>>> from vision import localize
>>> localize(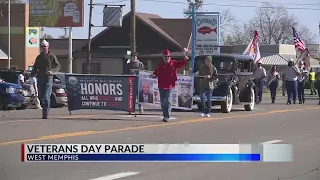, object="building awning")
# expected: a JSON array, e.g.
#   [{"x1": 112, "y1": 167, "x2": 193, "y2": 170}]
[
  {"x1": 261, "y1": 54, "x2": 288, "y2": 65},
  {"x1": 0, "y1": 48, "x2": 11, "y2": 60}
]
